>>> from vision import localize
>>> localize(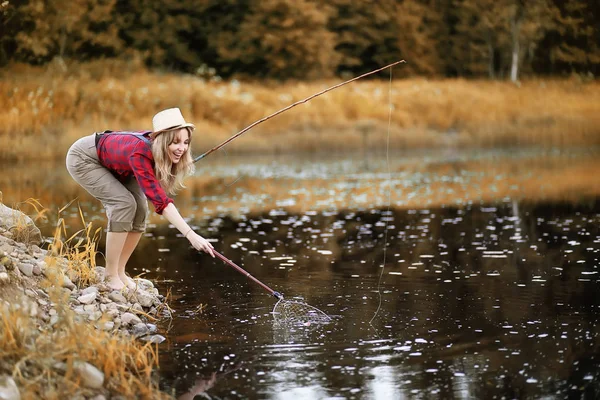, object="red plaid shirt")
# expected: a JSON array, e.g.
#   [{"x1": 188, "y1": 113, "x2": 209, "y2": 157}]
[{"x1": 96, "y1": 131, "x2": 174, "y2": 214}]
